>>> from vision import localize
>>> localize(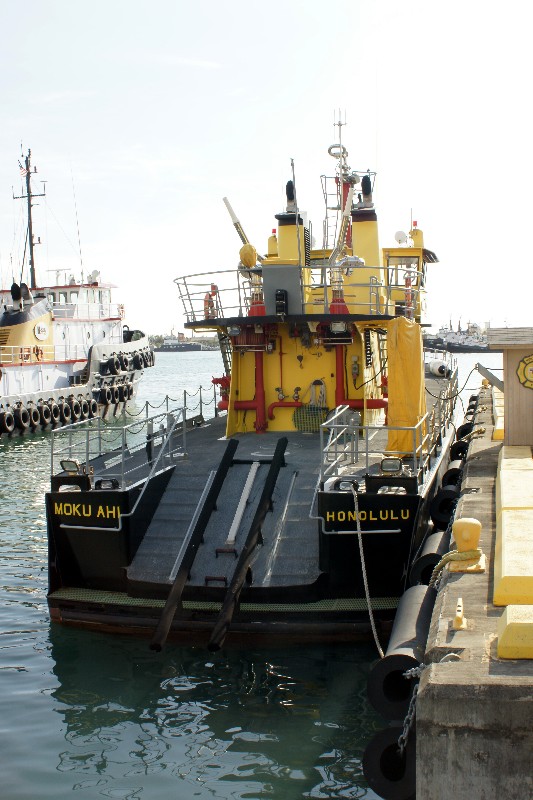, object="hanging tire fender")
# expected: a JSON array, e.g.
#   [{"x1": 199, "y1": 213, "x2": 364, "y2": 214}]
[
  {"x1": 14, "y1": 405, "x2": 30, "y2": 430},
  {"x1": 0, "y1": 410, "x2": 15, "y2": 434}
]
